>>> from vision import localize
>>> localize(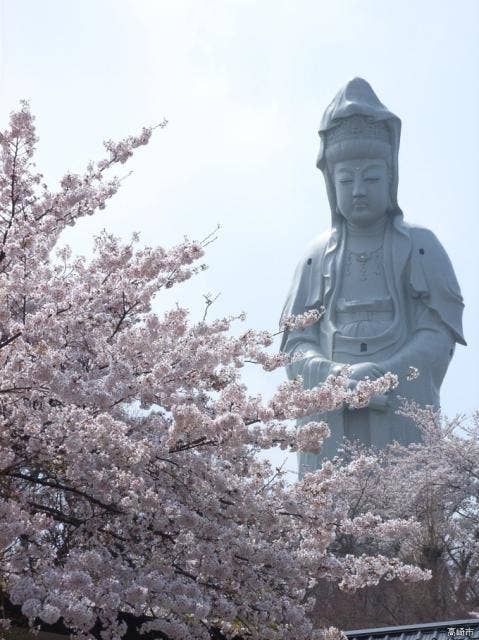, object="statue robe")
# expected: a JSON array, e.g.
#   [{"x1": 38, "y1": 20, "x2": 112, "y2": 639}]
[{"x1": 280, "y1": 215, "x2": 466, "y2": 476}]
